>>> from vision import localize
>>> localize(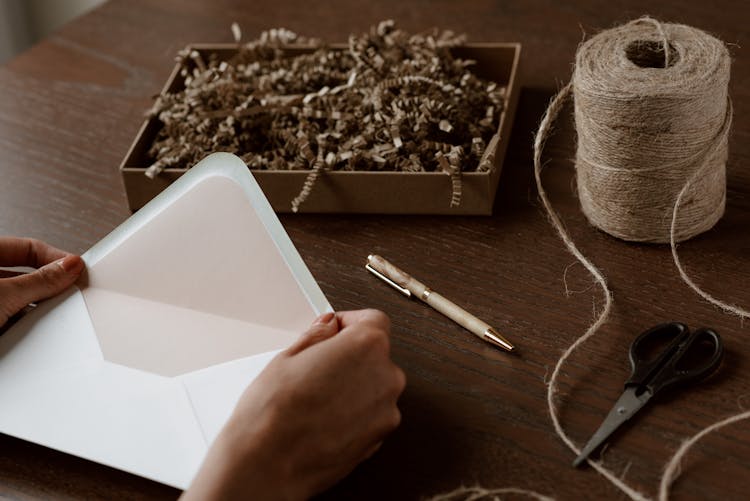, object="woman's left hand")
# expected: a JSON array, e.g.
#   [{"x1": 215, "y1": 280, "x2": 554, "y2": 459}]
[{"x1": 0, "y1": 237, "x2": 85, "y2": 327}]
